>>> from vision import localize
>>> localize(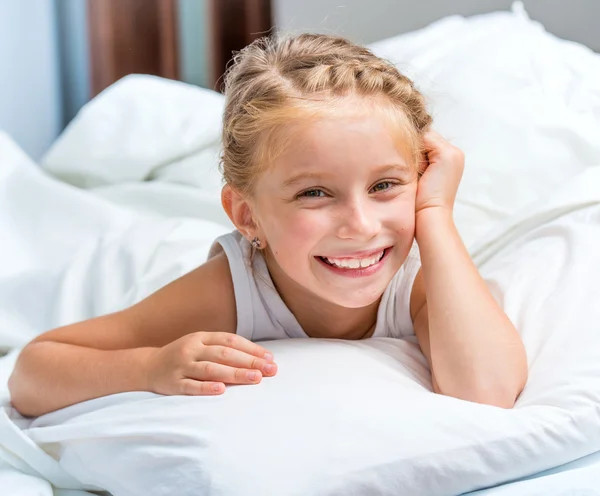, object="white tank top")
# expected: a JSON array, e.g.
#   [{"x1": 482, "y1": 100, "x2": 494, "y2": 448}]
[{"x1": 207, "y1": 231, "x2": 421, "y2": 342}]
